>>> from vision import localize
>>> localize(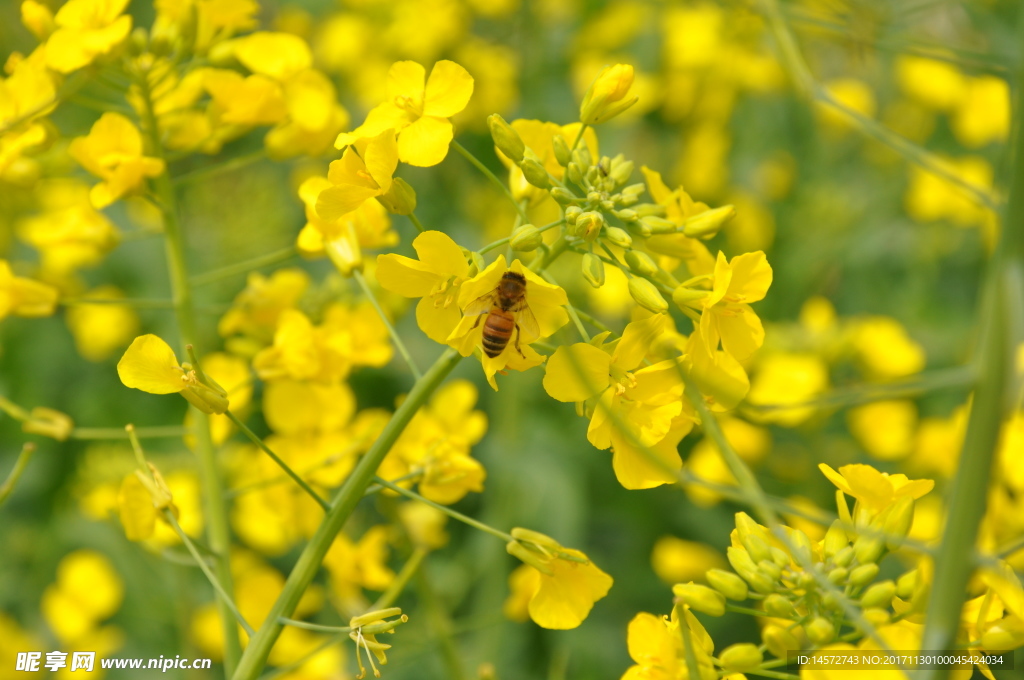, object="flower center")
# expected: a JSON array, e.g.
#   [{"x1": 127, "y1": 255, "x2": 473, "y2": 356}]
[{"x1": 393, "y1": 94, "x2": 422, "y2": 118}]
